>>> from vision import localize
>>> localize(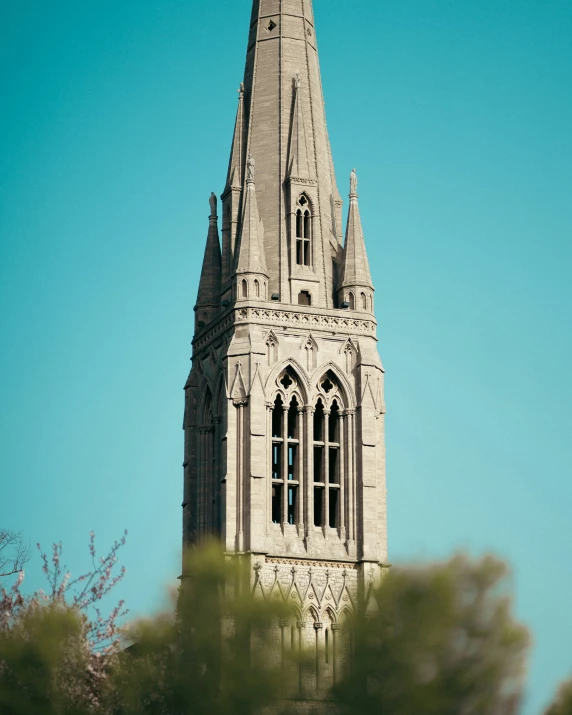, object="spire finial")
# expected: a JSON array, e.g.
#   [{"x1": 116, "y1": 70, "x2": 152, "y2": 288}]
[
  {"x1": 246, "y1": 154, "x2": 255, "y2": 184},
  {"x1": 294, "y1": 72, "x2": 300, "y2": 90},
  {"x1": 238, "y1": 82, "x2": 244, "y2": 99},
  {"x1": 350, "y1": 168, "x2": 358, "y2": 198},
  {"x1": 209, "y1": 192, "x2": 217, "y2": 221}
]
